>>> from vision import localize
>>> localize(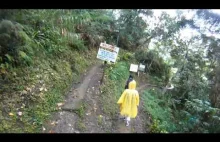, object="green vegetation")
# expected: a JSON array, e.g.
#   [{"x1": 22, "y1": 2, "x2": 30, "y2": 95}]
[
  {"x1": 76, "y1": 103, "x2": 87, "y2": 119},
  {"x1": 143, "y1": 89, "x2": 176, "y2": 132},
  {"x1": 76, "y1": 119, "x2": 86, "y2": 131},
  {"x1": 0, "y1": 10, "x2": 98, "y2": 132},
  {"x1": 135, "y1": 49, "x2": 171, "y2": 85},
  {"x1": 1, "y1": 9, "x2": 220, "y2": 133}
]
